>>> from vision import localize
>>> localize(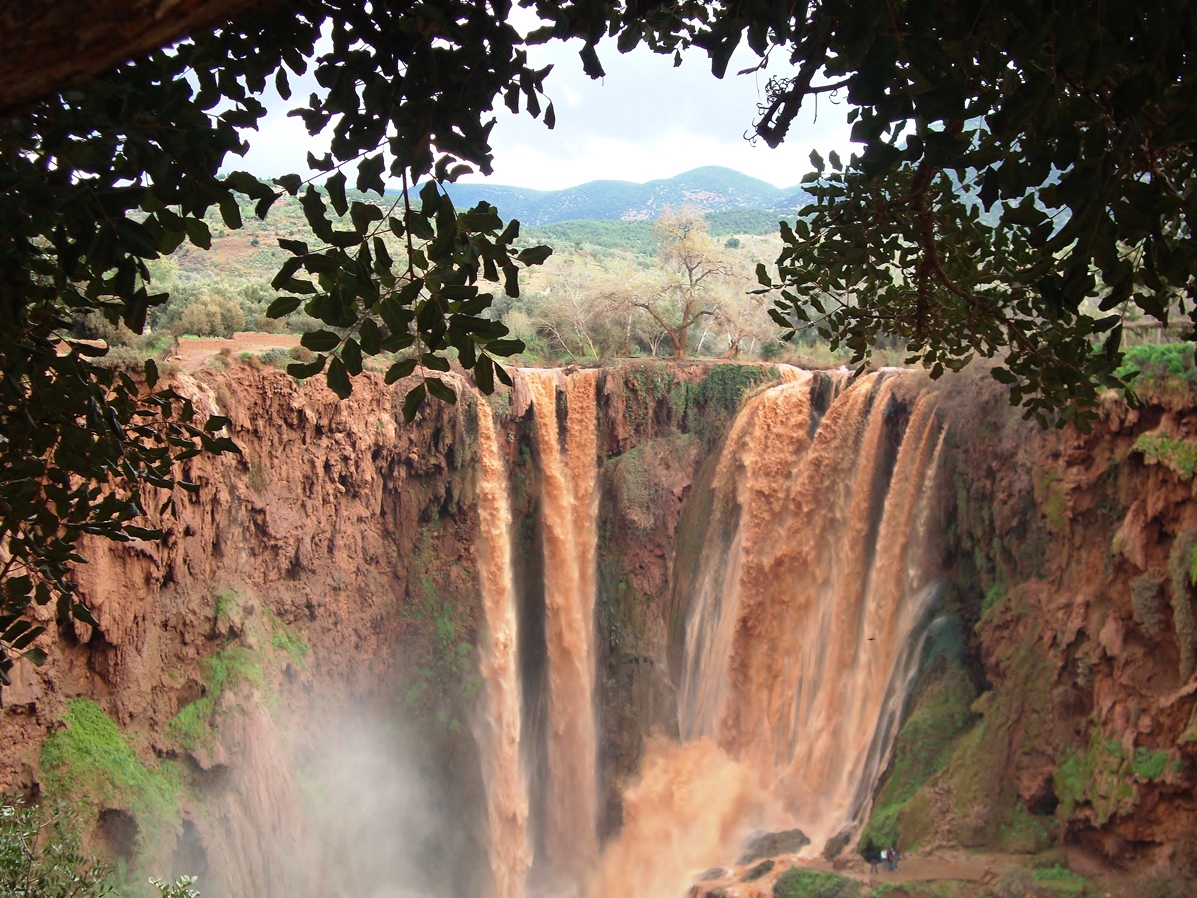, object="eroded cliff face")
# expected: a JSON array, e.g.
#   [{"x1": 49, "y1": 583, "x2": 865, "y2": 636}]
[
  {"x1": 0, "y1": 359, "x2": 773, "y2": 896},
  {"x1": 873, "y1": 369, "x2": 1197, "y2": 877},
  {"x1": 2, "y1": 365, "x2": 490, "y2": 895}
]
